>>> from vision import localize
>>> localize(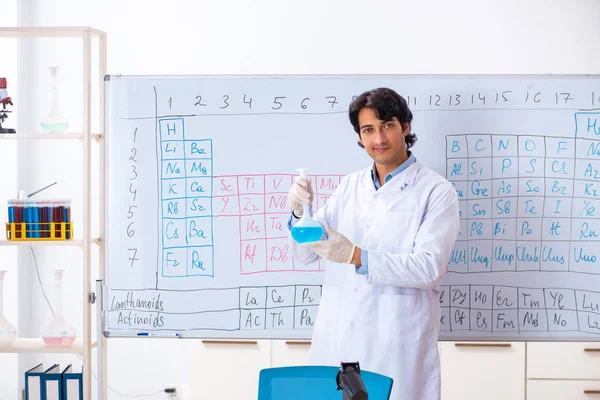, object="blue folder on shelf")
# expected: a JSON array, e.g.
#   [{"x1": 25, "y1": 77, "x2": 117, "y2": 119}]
[
  {"x1": 25, "y1": 363, "x2": 44, "y2": 400},
  {"x1": 42, "y1": 364, "x2": 62, "y2": 400},
  {"x1": 61, "y1": 365, "x2": 83, "y2": 400}
]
